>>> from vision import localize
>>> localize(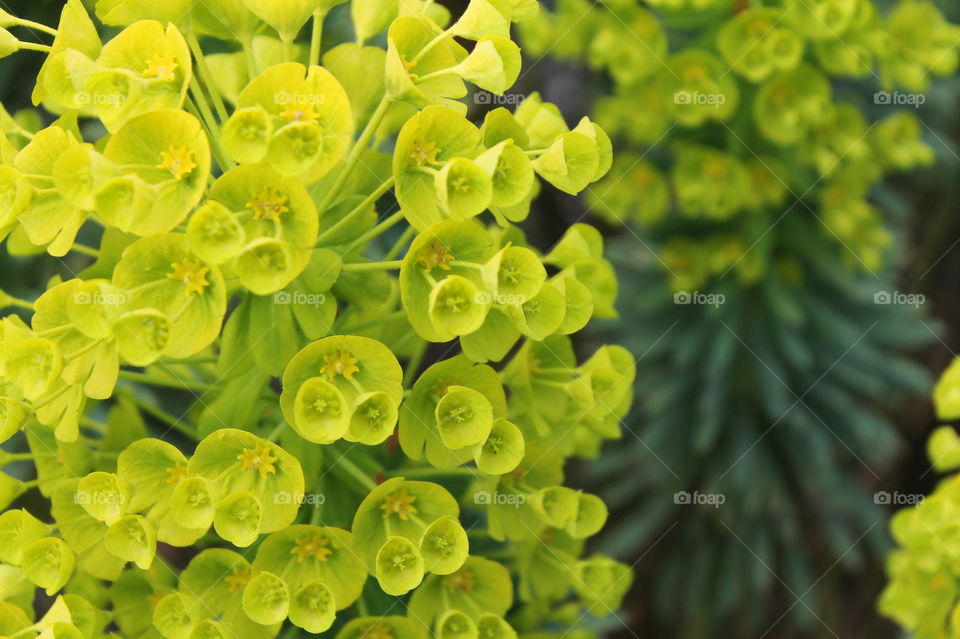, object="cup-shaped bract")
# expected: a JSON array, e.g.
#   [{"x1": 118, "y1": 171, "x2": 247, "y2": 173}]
[
  {"x1": 281, "y1": 335, "x2": 403, "y2": 443},
  {"x1": 474, "y1": 140, "x2": 534, "y2": 208},
  {"x1": 408, "y1": 557, "x2": 513, "y2": 627},
  {"x1": 242, "y1": 571, "x2": 290, "y2": 625},
  {"x1": 385, "y1": 17, "x2": 467, "y2": 107},
  {"x1": 454, "y1": 36, "x2": 521, "y2": 95},
  {"x1": 0, "y1": 509, "x2": 50, "y2": 565},
  {"x1": 420, "y1": 515, "x2": 469, "y2": 575},
  {"x1": 104, "y1": 515, "x2": 157, "y2": 569},
  {"x1": 242, "y1": 0, "x2": 319, "y2": 41},
  {"x1": 400, "y1": 219, "x2": 496, "y2": 342},
  {"x1": 153, "y1": 593, "x2": 194, "y2": 639},
  {"x1": 251, "y1": 525, "x2": 367, "y2": 610},
  {"x1": 376, "y1": 535, "x2": 425, "y2": 595},
  {"x1": 436, "y1": 609, "x2": 479, "y2": 639},
  {"x1": 112, "y1": 233, "x2": 226, "y2": 358},
  {"x1": 288, "y1": 580, "x2": 336, "y2": 633},
  {"x1": 189, "y1": 429, "x2": 304, "y2": 536},
  {"x1": 170, "y1": 477, "x2": 220, "y2": 530},
  {"x1": 476, "y1": 614, "x2": 517, "y2": 639},
  {"x1": 400, "y1": 354, "x2": 508, "y2": 467},
  {"x1": 573, "y1": 556, "x2": 633, "y2": 616},
  {"x1": 336, "y1": 616, "x2": 429, "y2": 639},
  {"x1": 567, "y1": 492, "x2": 608, "y2": 539},
  {"x1": 213, "y1": 491, "x2": 263, "y2": 547},
  {"x1": 473, "y1": 418, "x2": 524, "y2": 475},
  {"x1": 186, "y1": 200, "x2": 246, "y2": 266},
  {"x1": 4, "y1": 336, "x2": 62, "y2": 401},
  {"x1": 530, "y1": 131, "x2": 600, "y2": 195},
  {"x1": 435, "y1": 157, "x2": 494, "y2": 220},
  {"x1": 346, "y1": 391, "x2": 400, "y2": 445},
  {"x1": 76, "y1": 471, "x2": 133, "y2": 525},
  {"x1": 352, "y1": 477, "x2": 460, "y2": 569},
  {"x1": 394, "y1": 106, "x2": 484, "y2": 229},
  {"x1": 101, "y1": 109, "x2": 210, "y2": 235},
  {"x1": 481, "y1": 245, "x2": 545, "y2": 305},
  {"x1": 230, "y1": 62, "x2": 353, "y2": 183},
  {"x1": 204, "y1": 163, "x2": 319, "y2": 294},
  {"x1": 434, "y1": 385, "x2": 494, "y2": 450},
  {"x1": 22, "y1": 537, "x2": 75, "y2": 595},
  {"x1": 428, "y1": 275, "x2": 491, "y2": 340},
  {"x1": 529, "y1": 486, "x2": 579, "y2": 528}
]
